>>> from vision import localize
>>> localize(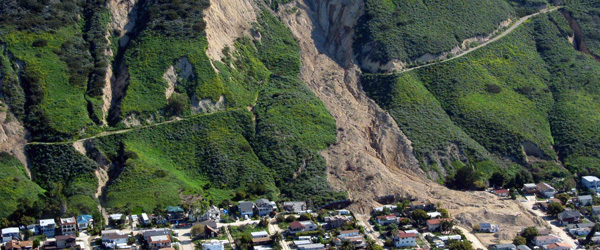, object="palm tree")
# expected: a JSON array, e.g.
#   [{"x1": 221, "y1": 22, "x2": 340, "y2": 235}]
[{"x1": 440, "y1": 219, "x2": 455, "y2": 233}]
